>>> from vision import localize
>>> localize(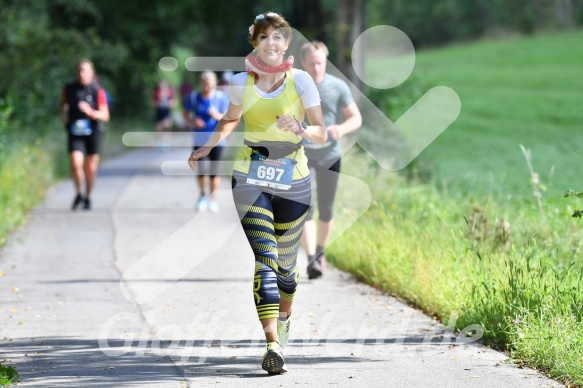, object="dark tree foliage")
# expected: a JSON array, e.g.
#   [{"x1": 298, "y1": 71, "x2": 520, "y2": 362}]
[
  {"x1": 0, "y1": 0, "x2": 97, "y2": 128},
  {"x1": 0, "y1": 0, "x2": 580, "y2": 128},
  {"x1": 0, "y1": 0, "x2": 336, "y2": 123},
  {"x1": 45, "y1": 0, "x2": 204, "y2": 116},
  {"x1": 368, "y1": 0, "x2": 582, "y2": 47}
]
